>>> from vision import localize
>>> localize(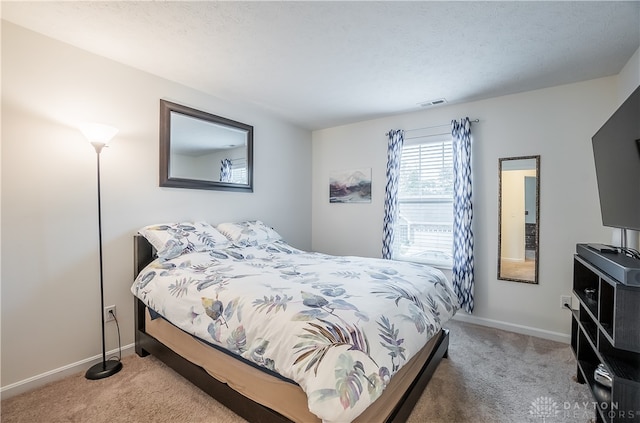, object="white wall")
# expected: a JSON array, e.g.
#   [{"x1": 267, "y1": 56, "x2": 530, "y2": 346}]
[
  {"x1": 312, "y1": 76, "x2": 620, "y2": 341},
  {"x1": 617, "y1": 47, "x2": 639, "y2": 102},
  {"x1": 1, "y1": 22, "x2": 312, "y2": 393},
  {"x1": 614, "y1": 46, "x2": 640, "y2": 250}
]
